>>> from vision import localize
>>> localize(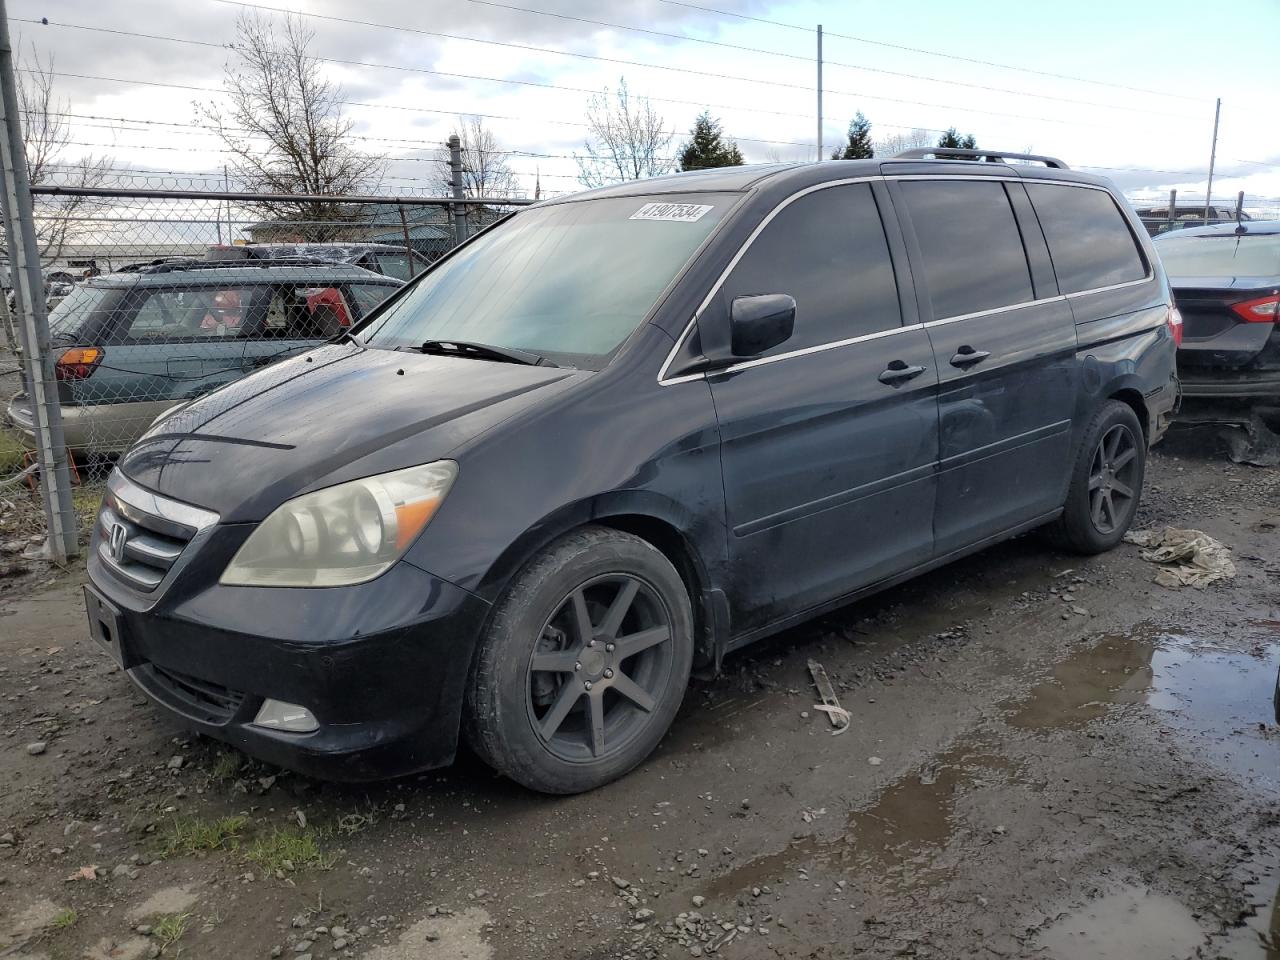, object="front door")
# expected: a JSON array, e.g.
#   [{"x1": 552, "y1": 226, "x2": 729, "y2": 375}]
[
  {"x1": 891, "y1": 177, "x2": 1077, "y2": 556},
  {"x1": 704, "y1": 181, "x2": 940, "y2": 633}
]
